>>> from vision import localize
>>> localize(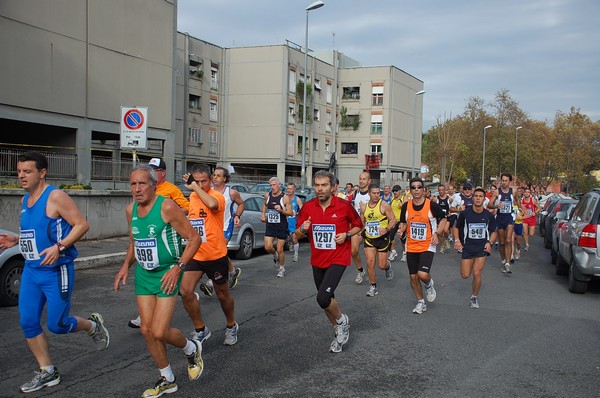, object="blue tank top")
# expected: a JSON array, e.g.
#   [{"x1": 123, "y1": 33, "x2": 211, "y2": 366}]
[
  {"x1": 496, "y1": 188, "x2": 514, "y2": 216},
  {"x1": 20, "y1": 185, "x2": 78, "y2": 267}
]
